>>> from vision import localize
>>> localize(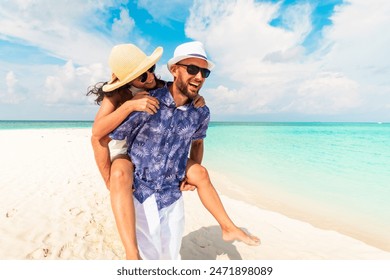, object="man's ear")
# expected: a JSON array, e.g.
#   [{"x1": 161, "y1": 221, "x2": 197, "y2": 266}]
[{"x1": 170, "y1": 65, "x2": 179, "y2": 78}]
